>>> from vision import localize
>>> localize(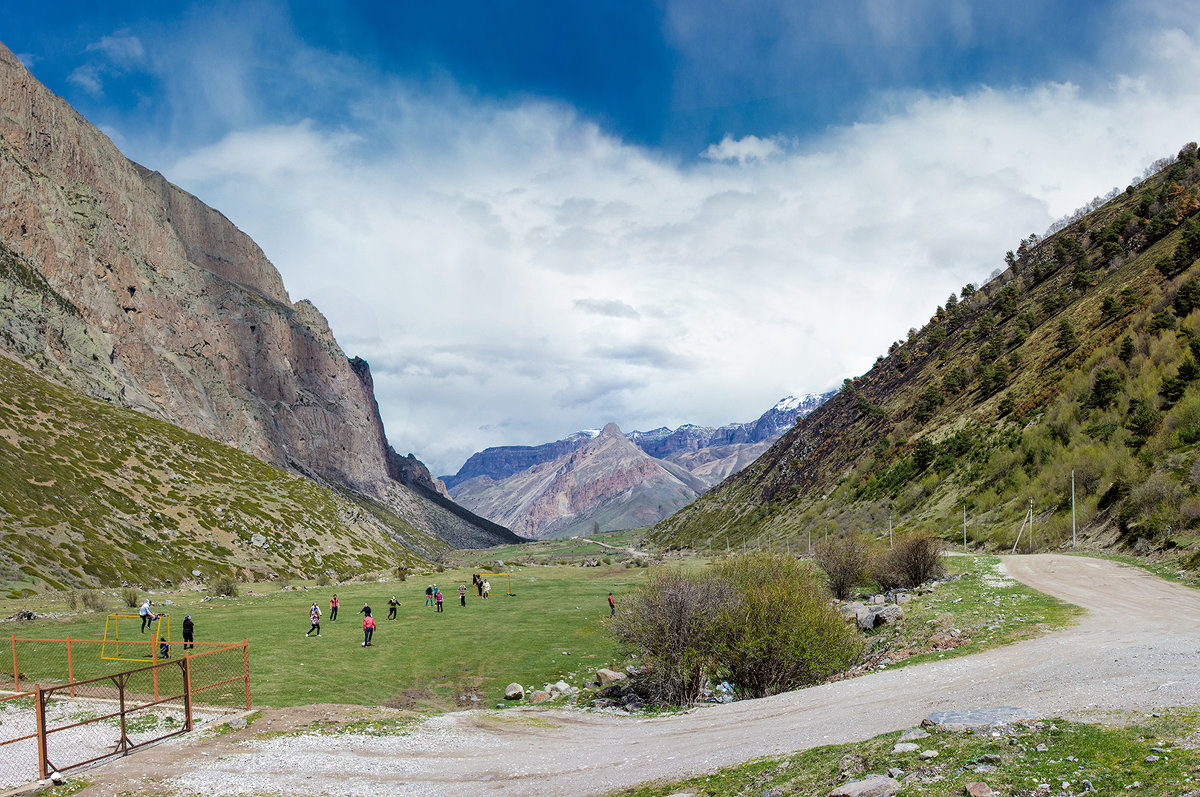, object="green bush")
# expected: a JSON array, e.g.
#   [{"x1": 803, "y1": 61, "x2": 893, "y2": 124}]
[
  {"x1": 121, "y1": 587, "x2": 140, "y2": 608},
  {"x1": 608, "y1": 553, "x2": 863, "y2": 705},
  {"x1": 712, "y1": 554, "x2": 863, "y2": 698},
  {"x1": 80, "y1": 589, "x2": 107, "y2": 612},
  {"x1": 315, "y1": 573, "x2": 332, "y2": 587},
  {"x1": 813, "y1": 532, "x2": 870, "y2": 599},
  {"x1": 212, "y1": 576, "x2": 239, "y2": 598}
]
